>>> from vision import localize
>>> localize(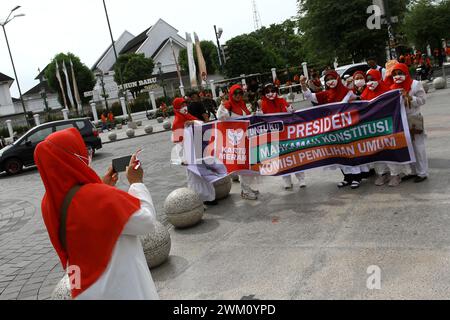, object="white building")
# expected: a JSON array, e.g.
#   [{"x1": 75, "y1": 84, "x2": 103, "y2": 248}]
[{"x1": 0, "y1": 72, "x2": 15, "y2": 116}]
